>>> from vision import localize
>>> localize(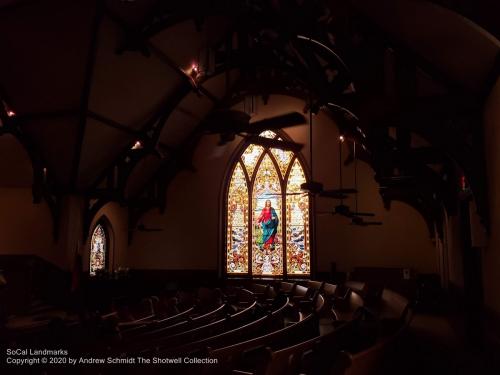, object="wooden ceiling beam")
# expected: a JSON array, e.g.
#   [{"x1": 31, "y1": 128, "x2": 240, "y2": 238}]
[
  {"x1": 70, "y1": 1, "x2": 104, "y2": 190},
  {"x1": 87, "y1": 111, "x2": 141, "y2": 136}
]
